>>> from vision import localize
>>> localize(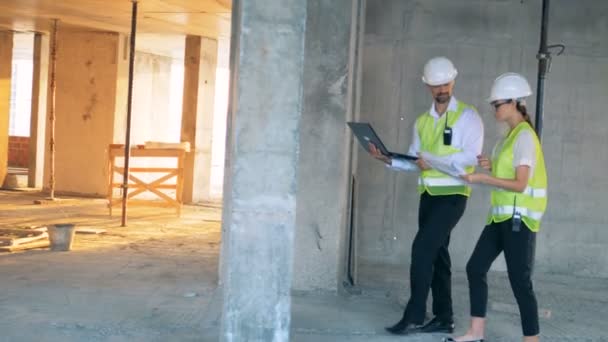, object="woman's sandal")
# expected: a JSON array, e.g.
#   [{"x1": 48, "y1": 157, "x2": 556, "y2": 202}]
[{"x1": 442, "y1": 338, "x2": 484, "y2": 342}]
